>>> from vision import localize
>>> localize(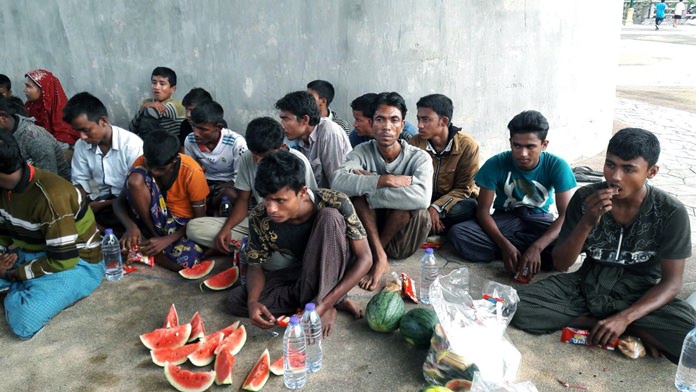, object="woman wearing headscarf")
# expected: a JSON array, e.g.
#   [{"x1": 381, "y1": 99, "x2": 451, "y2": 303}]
[{"x1": 24, "y1": 69, "x2": 79, "y2": 147}]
